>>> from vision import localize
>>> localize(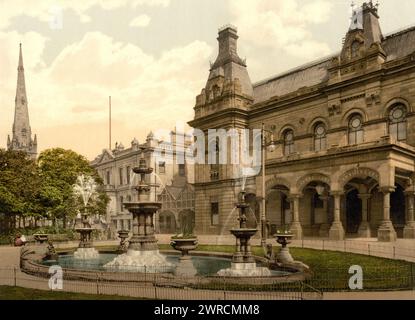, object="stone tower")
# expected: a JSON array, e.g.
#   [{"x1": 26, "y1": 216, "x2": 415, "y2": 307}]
[
  {"x1": 189, "y1": 25, "x2": 254, "y2": 235},
  {"x1": 7, "y1": 44, "x2": 37, "y2": 159}
]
